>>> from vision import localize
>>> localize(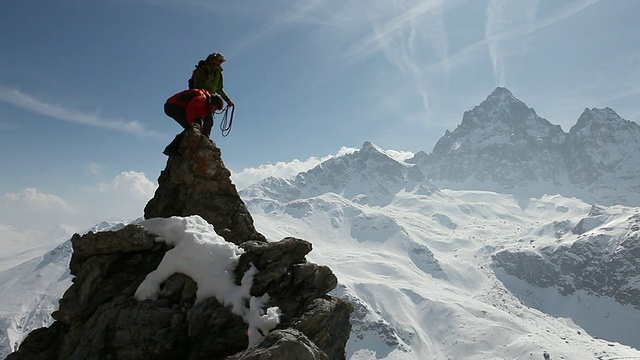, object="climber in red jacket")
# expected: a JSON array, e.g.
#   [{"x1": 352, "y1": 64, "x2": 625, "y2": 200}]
[{"x1": 163, "y1": 89, "x2": 224, "y2": 156}]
